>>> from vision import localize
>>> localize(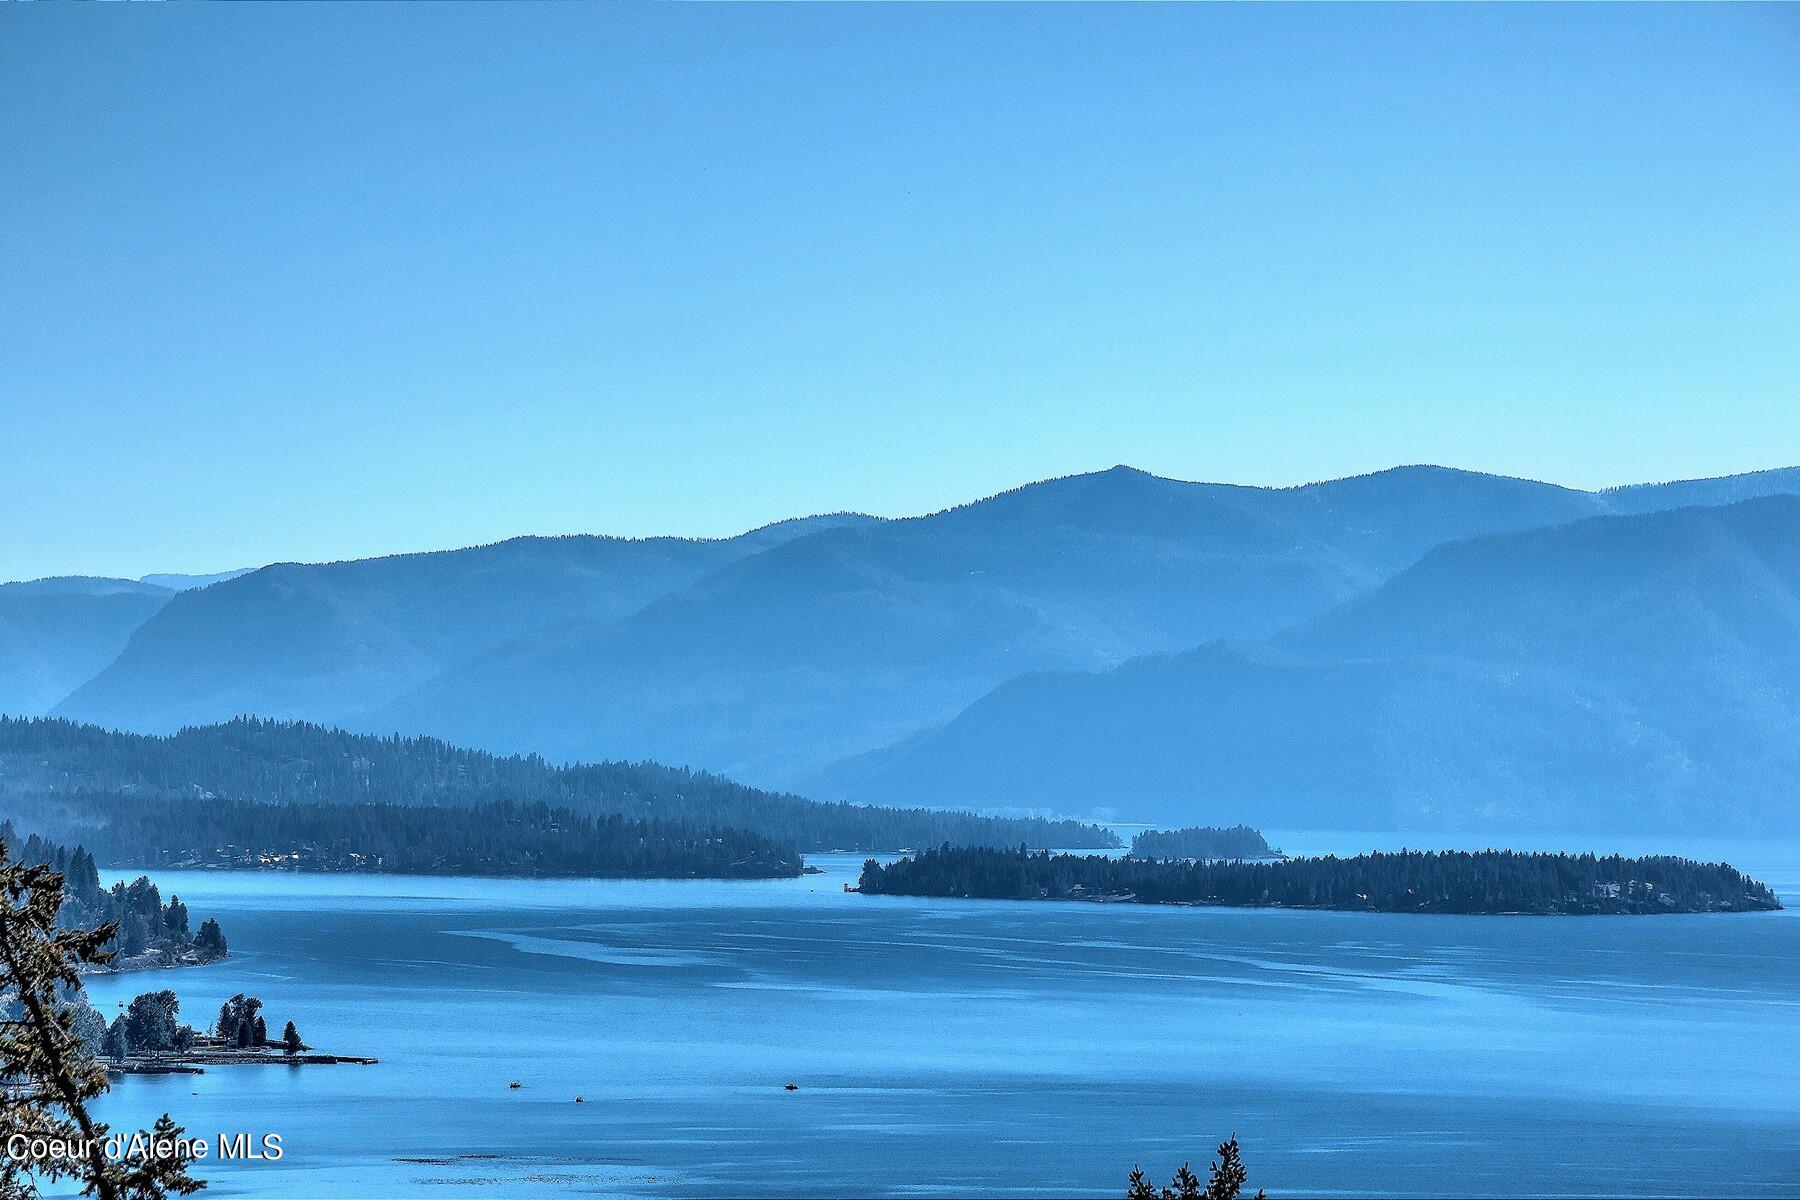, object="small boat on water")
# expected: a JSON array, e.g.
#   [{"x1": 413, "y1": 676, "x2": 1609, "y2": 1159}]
[{"x1": 784, "y1": 1082, "x2": 799, "y2": 1091}]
